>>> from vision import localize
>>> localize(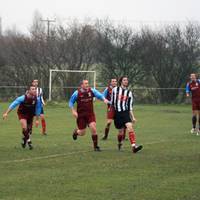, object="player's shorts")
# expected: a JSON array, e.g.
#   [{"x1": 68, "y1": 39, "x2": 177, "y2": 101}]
[
  {"x1": 17, "y1": 113, "x2": 34, "y2": 125},
  {"x1": 40, "y1": 107, "x2": 44, "y2": 115},
  {"x1": 77, "y1": 113, "x2": 96, "y2": 130},
  {"x1": 192, "y1": 98, "x2": 200, "y2": 110},
  {"x1": 114, "y1": 111, "x2": 132, "y2": 129},
  {"x1": 107, "y1": 106, "x2": 115, "y2": 119}
]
